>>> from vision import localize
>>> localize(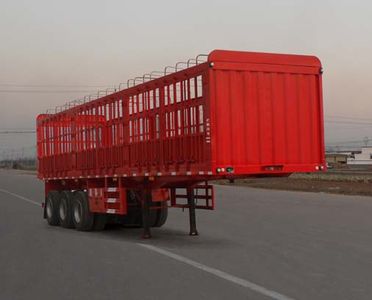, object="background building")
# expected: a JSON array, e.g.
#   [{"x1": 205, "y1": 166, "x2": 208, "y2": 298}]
[
  {"x1": 347, "y1": 147, "x2": 372, "y2": 165},
  {"x1": 326, "y1": 153, "x2": 349, "y2": 165}
]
